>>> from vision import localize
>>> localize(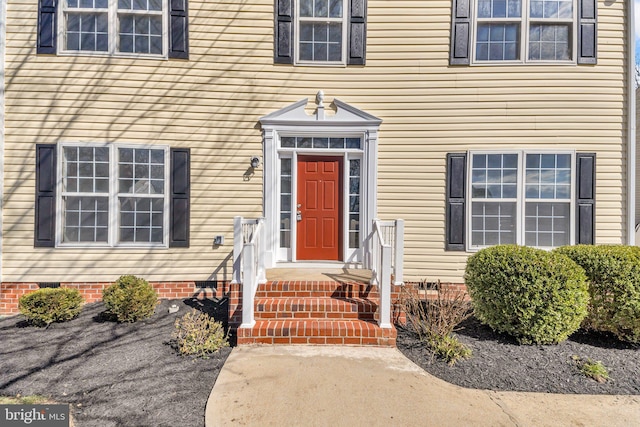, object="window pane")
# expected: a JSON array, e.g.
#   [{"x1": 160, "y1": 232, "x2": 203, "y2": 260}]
[
  {"x1": 63, "y1": 196, "x2": 109, "y2": 243},
  {"x1": 525, "y1": 153, "x2": 572, "y2": 200},
  {"x1": 471, "y1": 202, "x2": 517, "y2": 246},
  {"x1": 528, "y1": 24, "x2": 571, "y2": 61},
  {"x1": 476, "y1": 24, "x2": 519, "y2": 61},
  {"x1": 300, "y1": 0, "x2": 313, "y2": 17},
  {"x1": 525, "y1": 202, "x2": 570, "y2": 247},
  {"x1": 118, "y1": 14, "x2": 163, "y2": 54},
  {"x1": 119, "y1": 197, "x2": 164, "y2": 243},
  {"x1": 119, "y1": 148, "x2": 165, "y2": 195},
  {"x1": 478, "y1": 0, "x2": 521, "y2": 18},
  {"x1": 66, "y1": 13, "x2": 108, "y2": 52}
]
